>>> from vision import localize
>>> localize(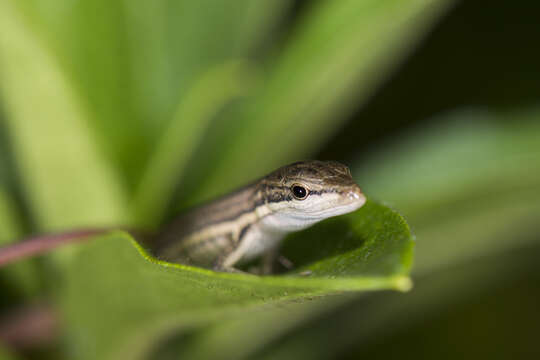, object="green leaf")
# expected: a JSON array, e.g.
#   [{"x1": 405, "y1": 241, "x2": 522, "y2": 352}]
[
  {"x1": 0, "y1": 1, "x2": 128, "y2": 230},
  {"x1": 59, "y1": 200, "x2": 412, "y2": 359},
  {"x1": 185, "y1": 0, "x2": 454, "y2": 205},
  {"x1": 131, "y1": 60, "x2": 259, "y2": 228}
]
